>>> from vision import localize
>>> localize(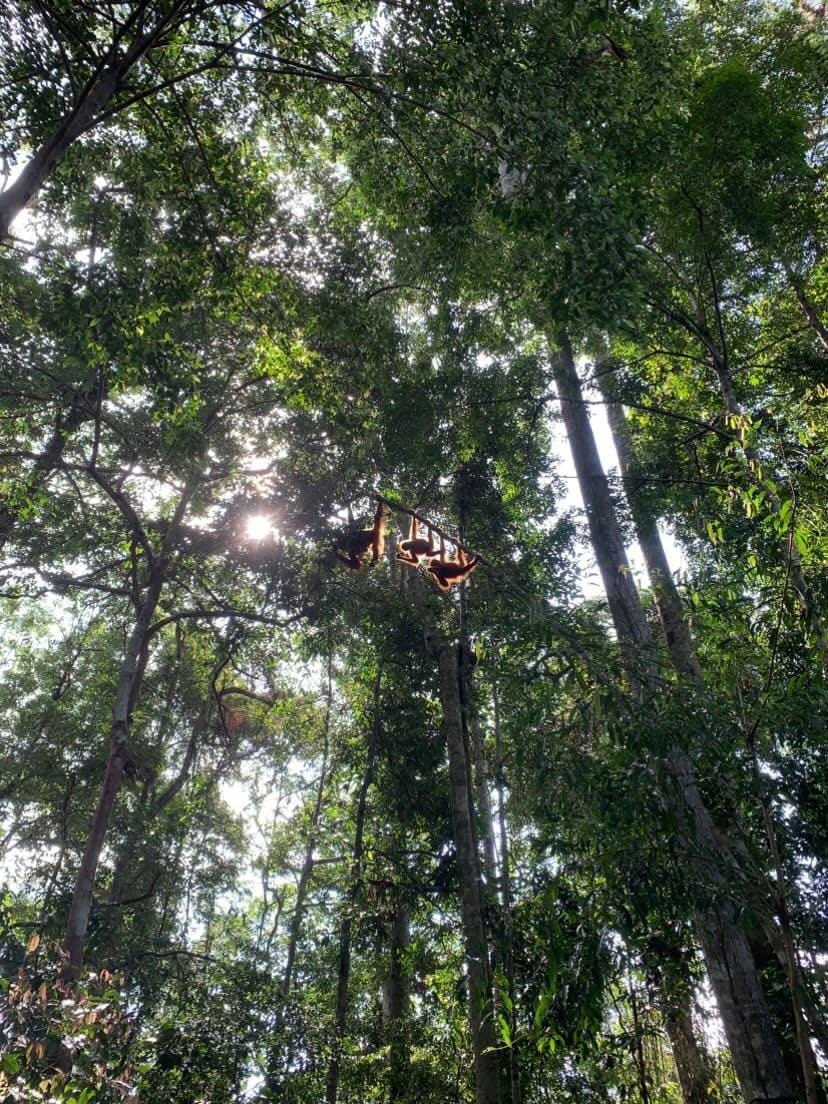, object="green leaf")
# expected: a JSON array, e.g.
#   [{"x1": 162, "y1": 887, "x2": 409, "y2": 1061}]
[{"x1": 2, "y1": 1053, "x2": 20, "y2": 1075}]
